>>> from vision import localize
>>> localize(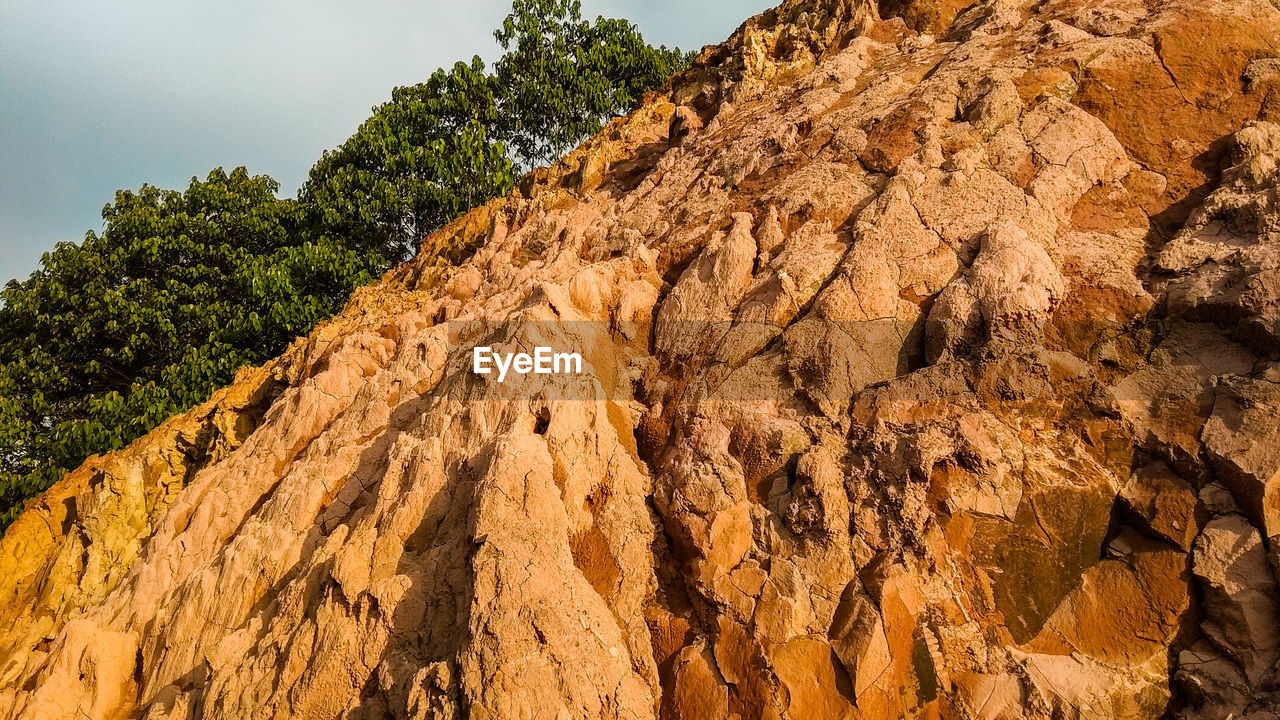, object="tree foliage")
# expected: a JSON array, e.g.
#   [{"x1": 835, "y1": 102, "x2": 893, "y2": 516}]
[
  {"x1": 0, "y1": 169, "x2": 377, "y2": 528},
  {"x1": 493, "y1": 0, "x2": 690, "y2": 169},
  {"x1": 302, "y1": 58, "x2": 515, "y2": 265},
  {"x1": 302, "y1": 0, "x2": 690, "y2": 261},
  {"x1": 0, "y1": 2, "x2": 689, "y2": 530}
]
